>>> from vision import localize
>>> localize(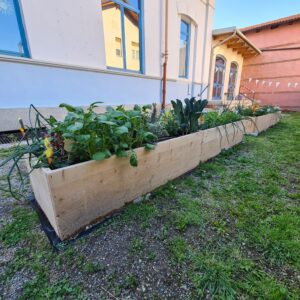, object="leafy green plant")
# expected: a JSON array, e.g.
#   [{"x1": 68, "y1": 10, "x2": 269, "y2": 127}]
[
  {"x1": 0, "y1": 103, "x2": 157, "y2": 199},
  {"x1": 160, "y1": 110, "x2": 182, "y2": 137},
  {"x1": 161, "y1": 97, "x2": 208, "y2": 136},
  {"x1": 172, "y1": 97, "x2": 208, "y2": 134},
  {"x1": 201, "y1": 111, "x2": 241, "y2": 129},
  {"x1": 236, "y1": 104, "x2": 280, "y2": 117},
  {"x1": 254, "y1": 105, "x2": 281, "y2": 116},
  {"x1": 50, "y1": 103, "x2": 157, "y2": 167}
]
